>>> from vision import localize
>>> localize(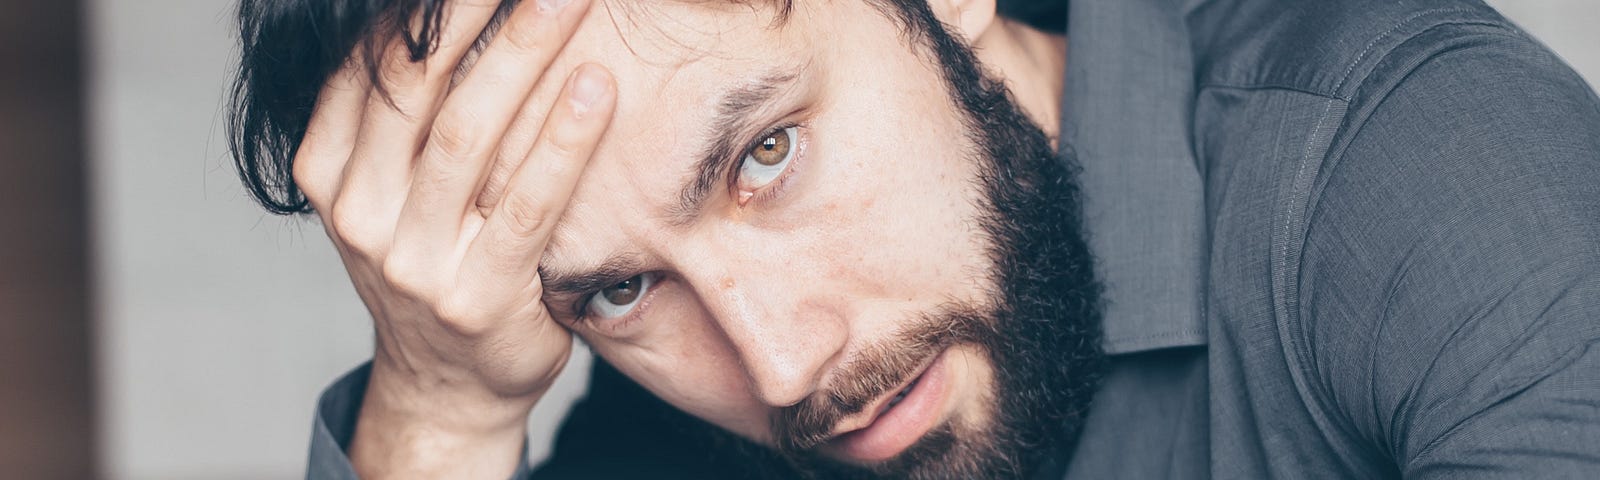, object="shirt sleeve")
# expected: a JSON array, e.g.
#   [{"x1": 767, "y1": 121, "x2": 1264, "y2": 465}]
[
  {"x1": 1299, "y1": 24, "x2": 1600, "y2": 479},
  {"x1": 305, "y1": 362, "x2": 534, "y2": 480}
]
